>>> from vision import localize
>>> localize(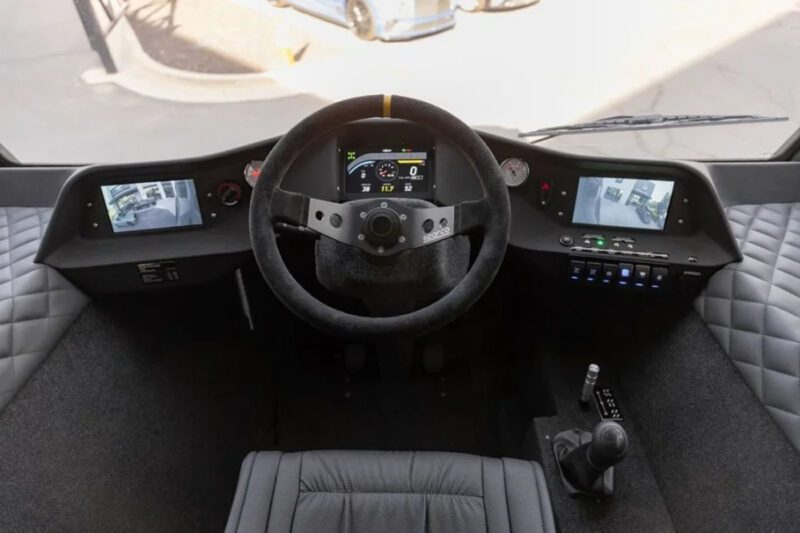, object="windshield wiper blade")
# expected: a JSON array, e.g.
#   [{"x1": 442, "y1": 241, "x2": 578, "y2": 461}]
[{"x1": 519, "y1": 114, "x2": 788, "y2": 138}]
